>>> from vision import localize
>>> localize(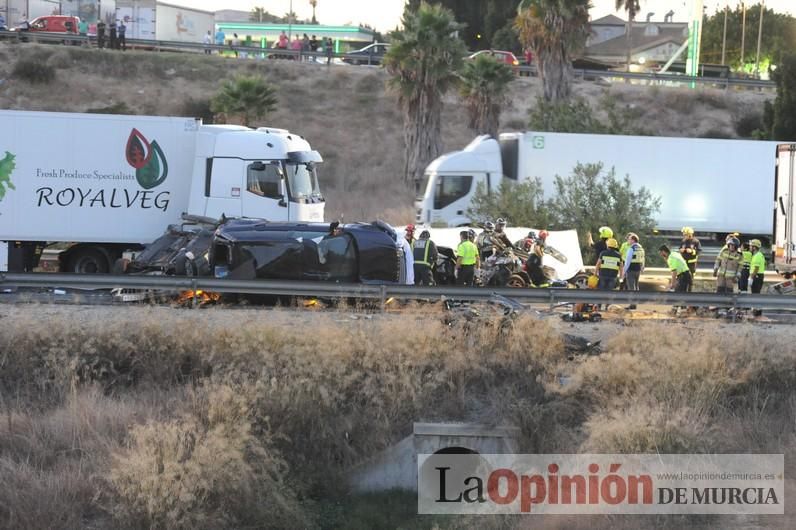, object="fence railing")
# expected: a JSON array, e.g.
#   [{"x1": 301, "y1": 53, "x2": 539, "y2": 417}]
[
  {"x1": 2, "y1": 273, "x2": 795, "y2": 310},
  {"x1": 0, "y1": 30, "x2": 775, "y2": 91}
]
